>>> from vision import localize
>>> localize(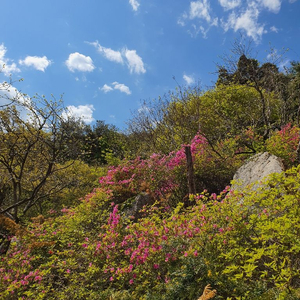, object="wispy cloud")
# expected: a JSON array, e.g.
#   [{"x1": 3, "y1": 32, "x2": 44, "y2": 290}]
[
  {"x1": 65, "y1": 52, "x2": 95, "y2": 72},
  {"x1": 63, "y1": 104, "x2": 95, "y2": 124},
  {"x1": 187, "y1": 23, "x2": 217, "y2": 38},
  {"x1": 100, "y1": 82, "x2": 131, "y2": 95},
  {"x1": 19, "y1": 56, "x2": 52, "y2": 72},
  {"x1": 180, "y1": 0, "x2": 291, "y2": 42},
  {"x1": 183, "y1": 74, "x2": 195, "y2": 85},
  {"x1": 123, "y1": 49, "x2": 146, "y2": 74},
  {"x1": 112, "y1": 82, "x2": 132, "y2": 94},
  {"x1": 178, "y1": 1, "x2": 218, "y2": 38},
  {"x1": 129, "y1": 0, "x2": 140, "y2": 11},
  {"x1": 88, "y1": 41, "x2": 146, "y2": 74},
  {"x1": 0, "y1": 43, "x2": 20, "y2": 76},
  {"x1": 189, "y1": 0, "x2": 212, "y2": 22},
  {"x1": 101, "y1": 84, "x2": 114, "y2": 93},
  {"x1": 178, "y1": 12, "x2": 188, "y2": 26},
  {"x1": 221, "y1": 3, "x2": 265, "y2": 43},
  {"x1": 270, "y1": 26, "x2": 279, "y2": 33},
  {"x1": 218, "y1": 0, "x2": 241, "y2": 10},
  {"x1": 258, "y1": 0, "x2": 282, "y2": 13},
  {"x1": 88, "y1": 41, "x2": 123, "y2": 64}
]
